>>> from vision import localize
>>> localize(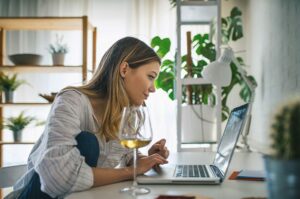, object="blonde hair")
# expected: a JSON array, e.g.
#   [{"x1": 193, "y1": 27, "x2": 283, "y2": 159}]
[{"x1": 66, "y1": 37, "x2": 160, "y2": 140}]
